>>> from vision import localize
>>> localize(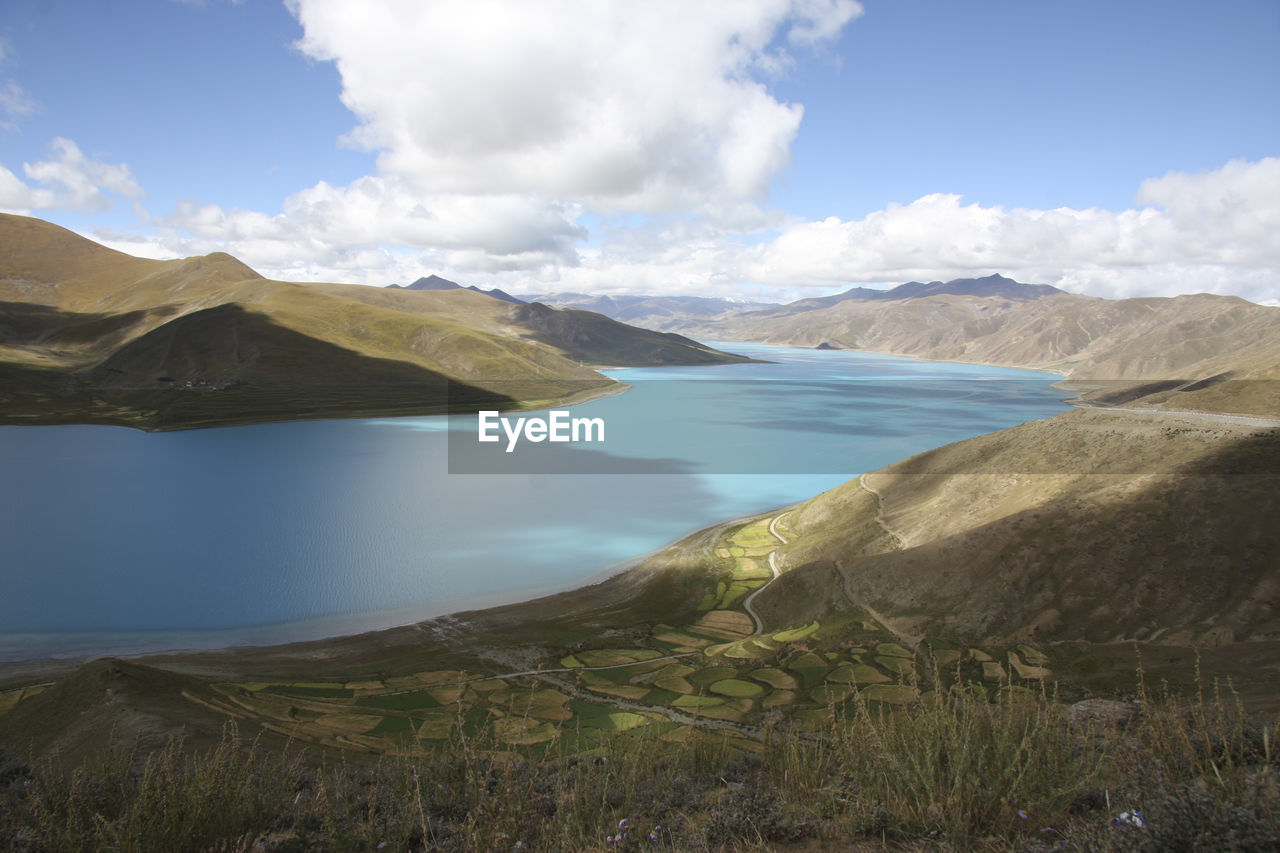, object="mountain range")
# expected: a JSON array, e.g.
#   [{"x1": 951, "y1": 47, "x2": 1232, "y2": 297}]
[{"x1": 543, "y1": 274, "x2": 1280, "y2": 417}]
